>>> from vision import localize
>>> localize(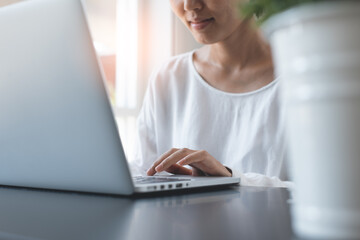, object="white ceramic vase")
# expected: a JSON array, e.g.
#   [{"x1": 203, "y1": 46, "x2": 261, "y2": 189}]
[{"x1": 263, "y1": 1, "x2": 360, "y2": 239}]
